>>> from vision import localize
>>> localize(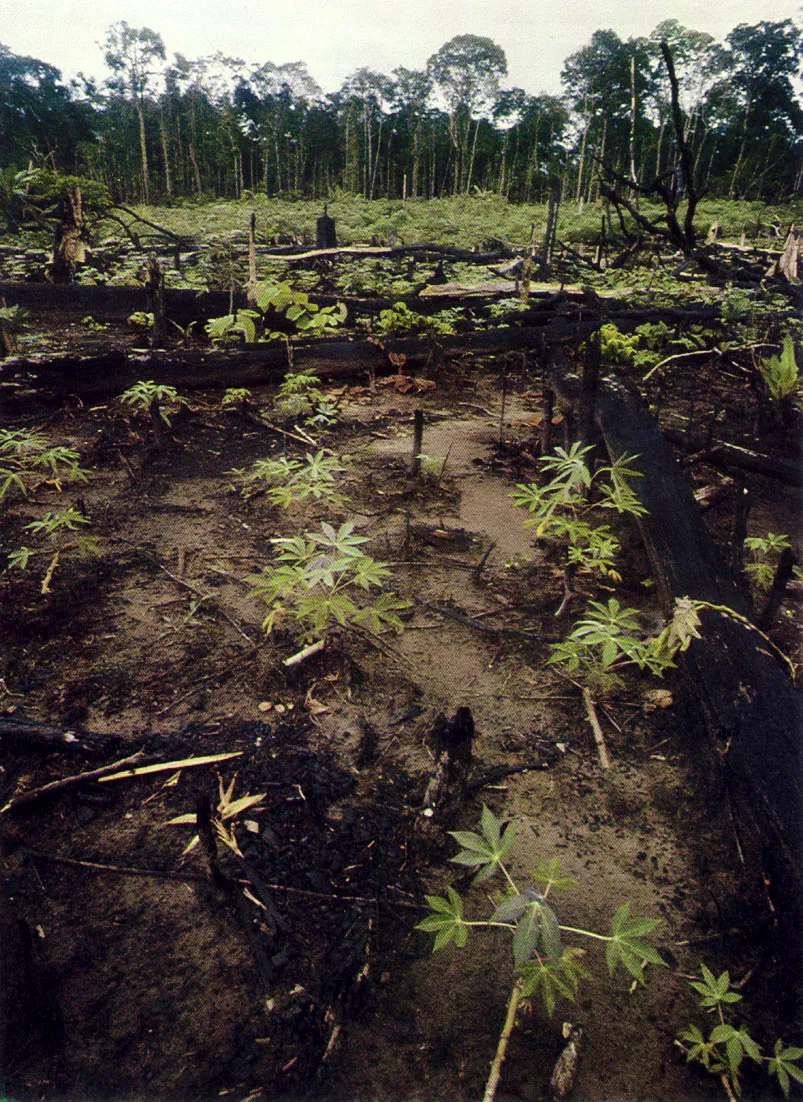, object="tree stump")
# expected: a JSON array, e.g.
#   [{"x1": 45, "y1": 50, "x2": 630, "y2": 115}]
[
  {"x1": 144, "y1": 255, "x2": 168, "y2": 349},
  {"x1": 316, "y1": 206, "x2": 337, "y2": 249},
  {"x1": 49, "y1": 187, "x2": 86, "y2": 285}
]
